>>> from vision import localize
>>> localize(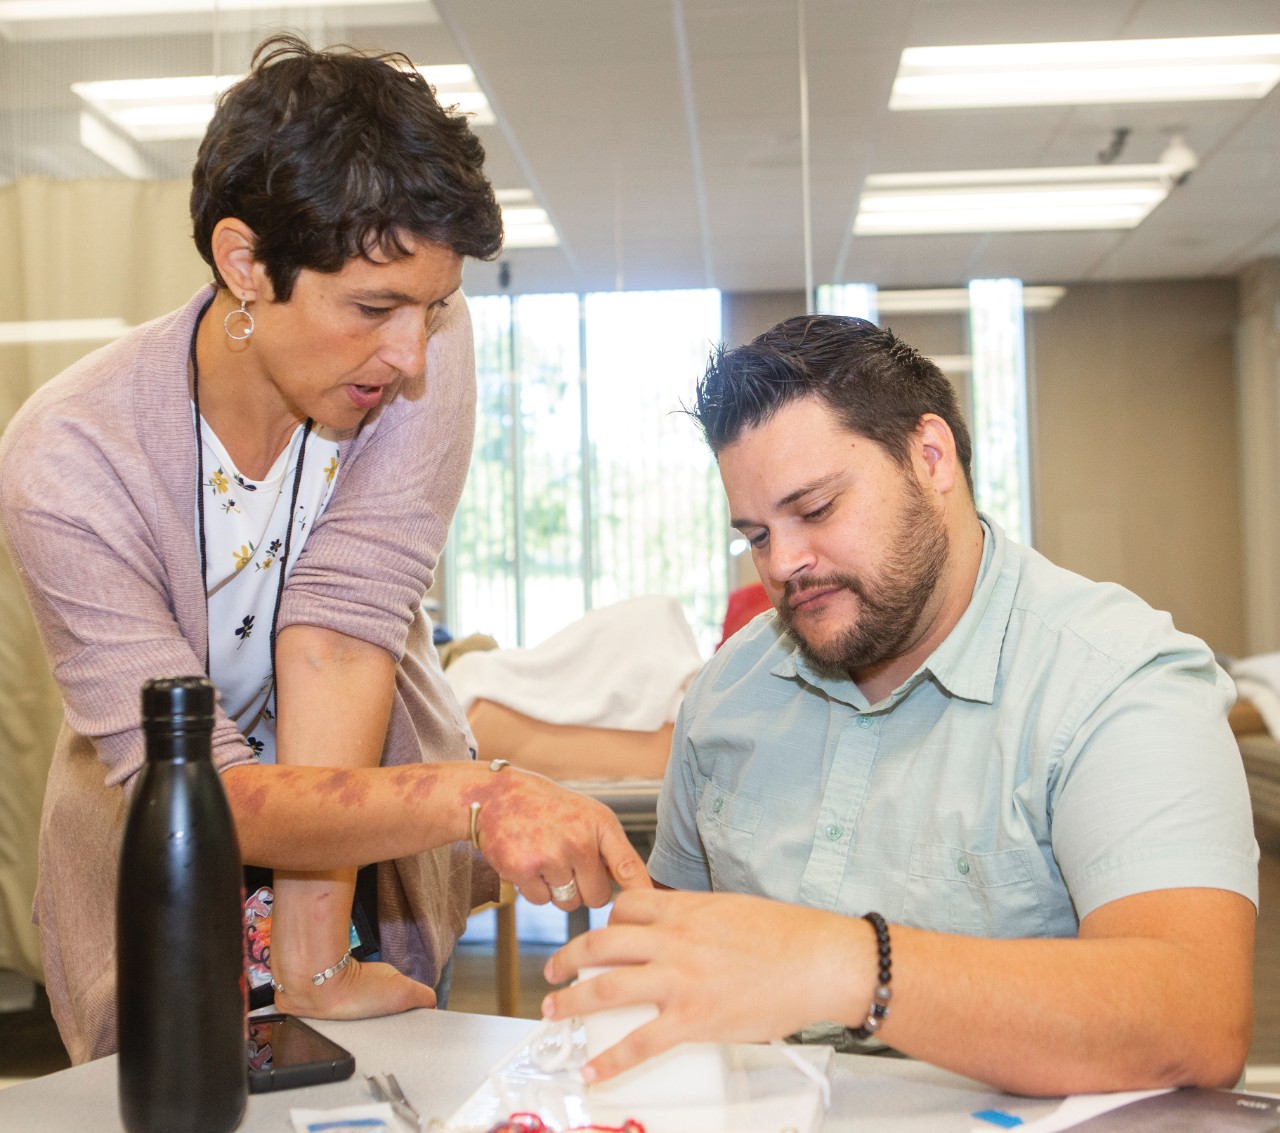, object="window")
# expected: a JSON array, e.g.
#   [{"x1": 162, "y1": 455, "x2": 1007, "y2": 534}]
[
  {"x1": 820, "y1": 278, "x2": 1035, "y2": 544},
  {"x1": 968, "y1": 278, "x2": 1033, "y2": 544},
  {"x1": 816, "y1": 283, "x2": 878, "y2": 321},
  {"x1": 446, "y1": 289, "x2": 726, "y2": 653}
]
